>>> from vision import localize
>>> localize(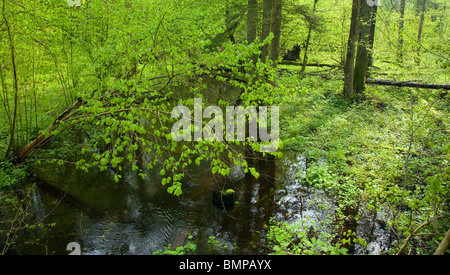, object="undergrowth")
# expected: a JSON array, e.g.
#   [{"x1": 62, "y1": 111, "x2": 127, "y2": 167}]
[{"x1": 274, "y1": 74, "x2": 449, "y2": 255}]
